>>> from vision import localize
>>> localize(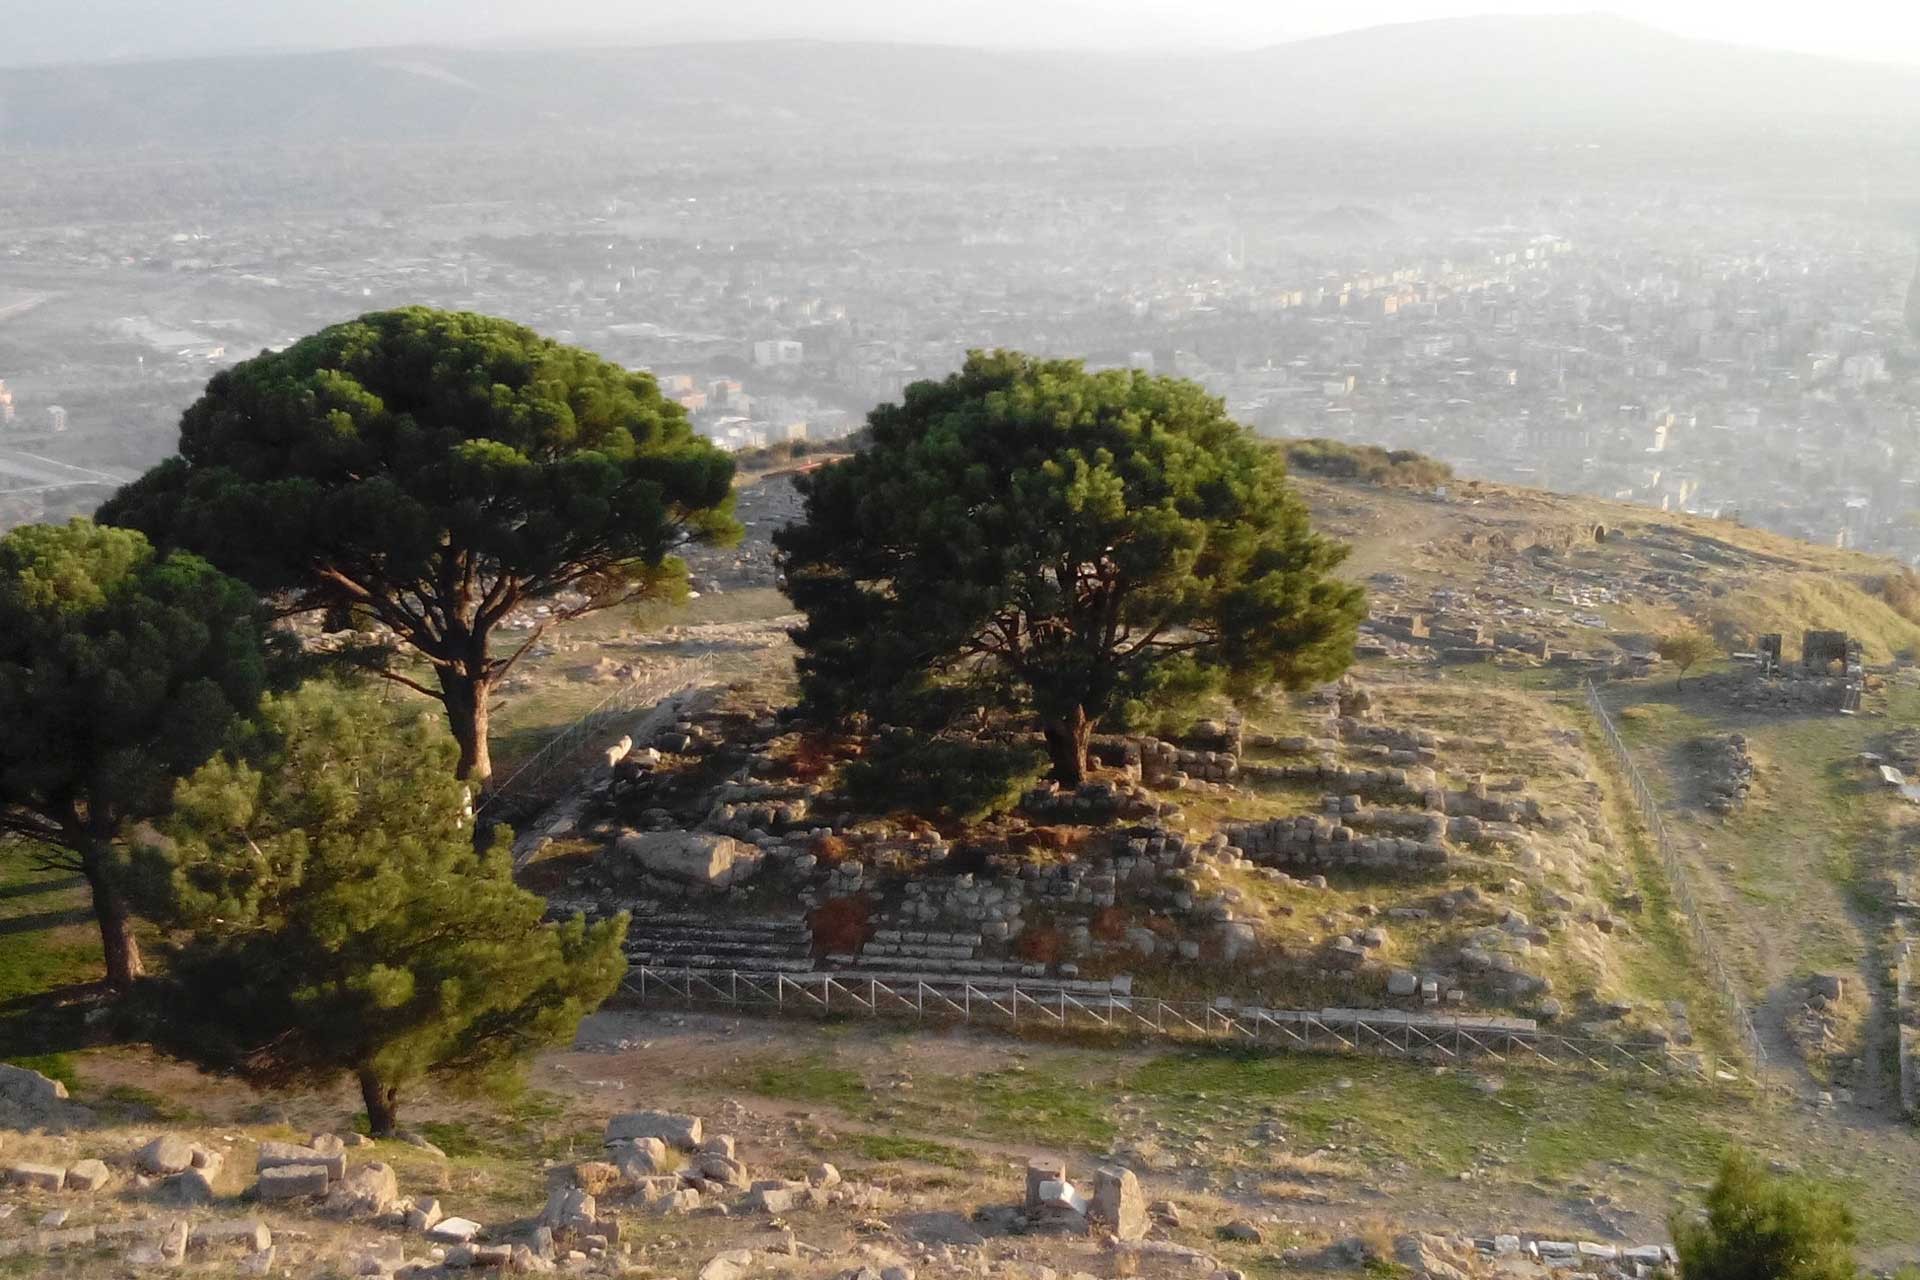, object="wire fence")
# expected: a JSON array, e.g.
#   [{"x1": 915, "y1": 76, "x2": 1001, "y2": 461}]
[
  {"x1": 621, "y1": 966, "x2": 1726, "y2": 1083},
  {"x1": 1583, "y1": 680, "x2": 1770, "y2": 1073},
  {"x1": 479, "y1": 655, "x2": 715, "y2": 817}
]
